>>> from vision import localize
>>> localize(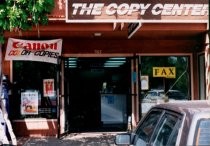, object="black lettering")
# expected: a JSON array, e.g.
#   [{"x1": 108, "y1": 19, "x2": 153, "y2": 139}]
[
  {"x1": 35, "y1": 51, "x2": 46, "y2": 56},
  {"x1": 49, "y1": 52, "x2": 55, "y2": 58},
  {"x1": 161, "y1": 69, "x2": 167, "y2": 75},
  {"x1": 54, "y1": 53, "x2": 59, "y2": 58},
  {"x1": 44, "y1": 51, "x2": 50, "y2": 56},
  {"x1": 21, "y1": 50, "x2": 31, "y2": 55},
  {"x1": 34, "y1": 51, "x2": 59, "y2": 58},
  {"x1": 34, "y1": 51, "x2": 41, "y2": 56},
  {"x1": 169, "y1": 68, "x2": 174, "y2": 75},
  {"x1": 40, "y1": 51, "x2": 46, "y2": 56},
  {"x1": 154, "y1": 69, "x2": 159, "y2": 75}
]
